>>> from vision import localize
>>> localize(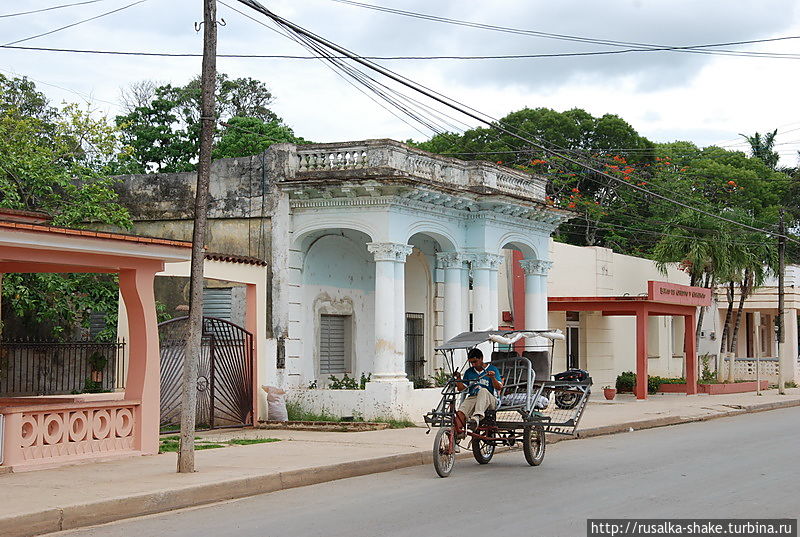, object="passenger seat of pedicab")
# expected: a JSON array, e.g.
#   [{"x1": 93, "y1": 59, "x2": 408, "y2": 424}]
[{"x1": 492, "y1": 351, "x2": 550, "y2": 410}]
